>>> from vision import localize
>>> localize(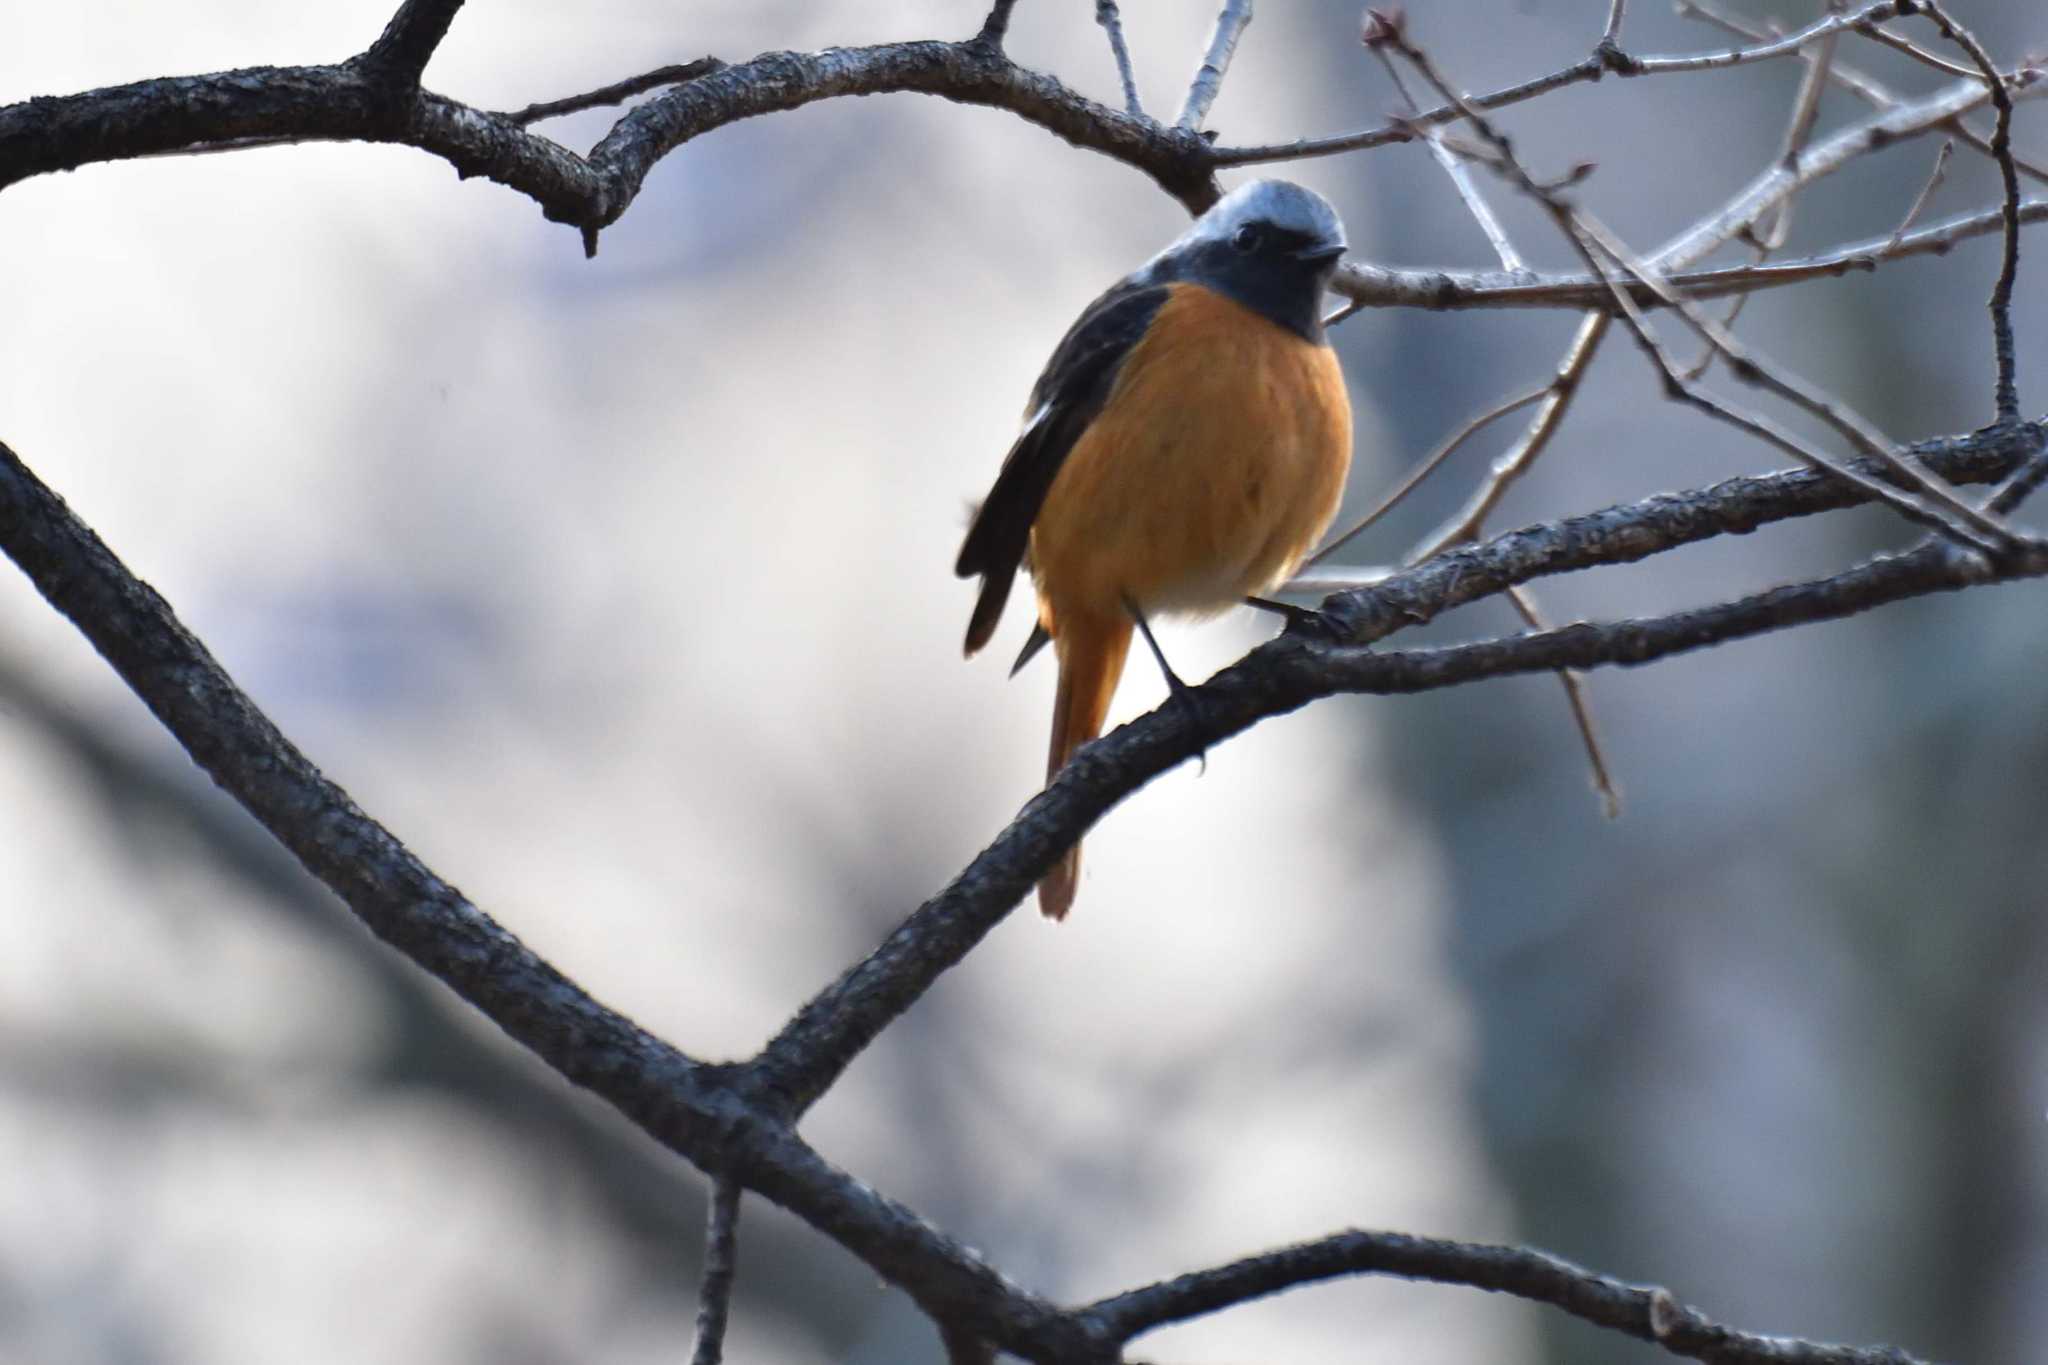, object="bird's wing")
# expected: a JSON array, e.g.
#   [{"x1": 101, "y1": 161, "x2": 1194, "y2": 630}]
[{"x1": 956, "y1": 281, "x2": 1171, "y2": 657}]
